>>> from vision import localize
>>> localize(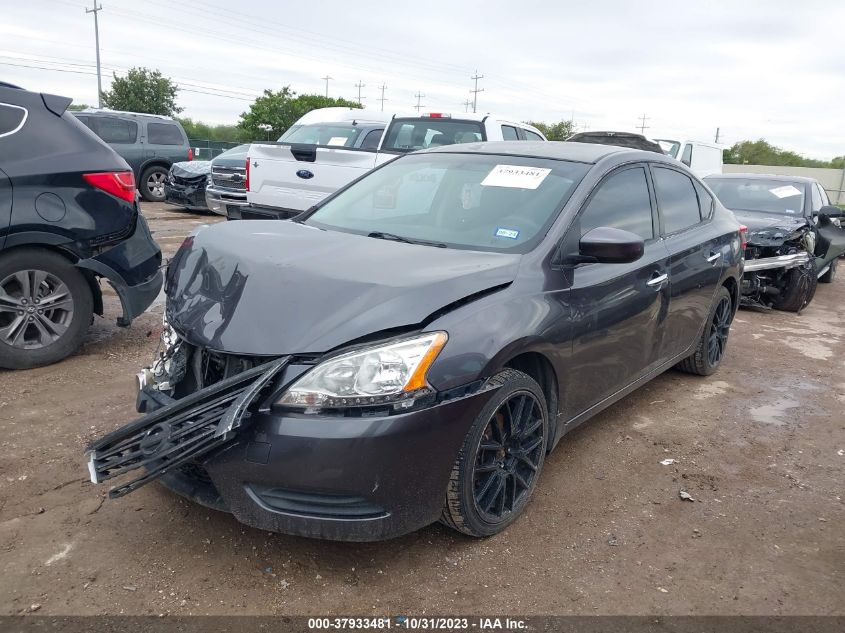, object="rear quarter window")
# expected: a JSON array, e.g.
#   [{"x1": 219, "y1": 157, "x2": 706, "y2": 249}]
[
  {"x1": 147, "y1": 122, "x2": 184, "y2": 145},
  {"x1": 0, "y1": 103, "x2": 27, "y2": 137},
  {"x1": 523, "y1": 130, "x2": 544, "y2": 142}
]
